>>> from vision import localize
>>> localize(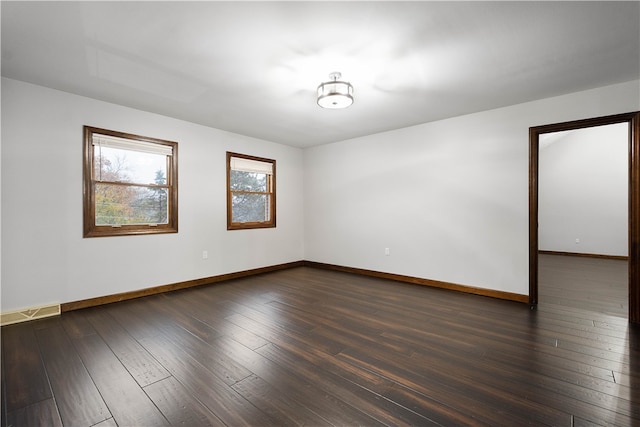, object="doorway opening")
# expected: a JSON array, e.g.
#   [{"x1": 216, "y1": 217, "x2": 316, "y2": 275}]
[{"x1": 529, "y1": 112, "x2": 640, "y2": 323}]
